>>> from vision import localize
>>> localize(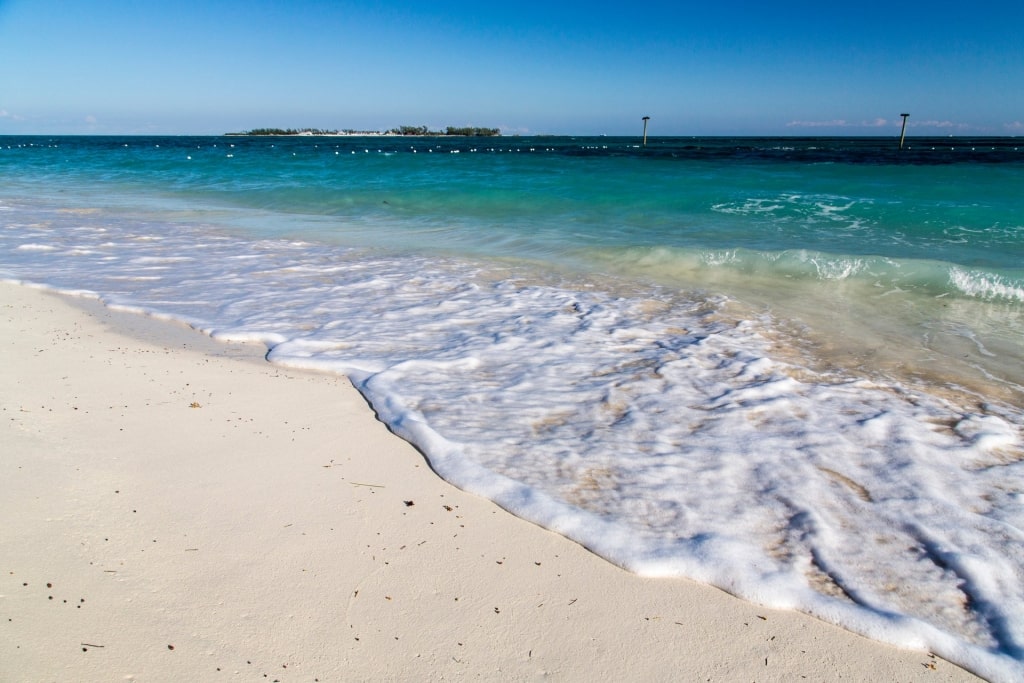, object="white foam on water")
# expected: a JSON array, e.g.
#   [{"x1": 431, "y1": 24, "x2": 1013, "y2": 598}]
[
  {"x1": 950, "y1": 266, "x2": 1024, "y2": 303},
  {"x1": 2, "y1": 203, "x2": 1023, "y2": 681}
]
